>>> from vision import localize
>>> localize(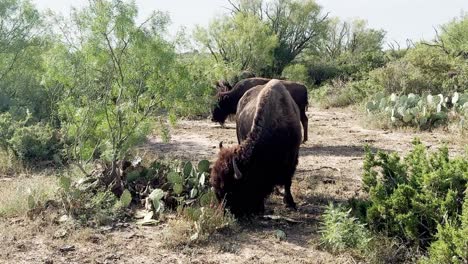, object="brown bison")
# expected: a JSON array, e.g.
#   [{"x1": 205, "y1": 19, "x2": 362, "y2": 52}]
[
  {"x1": 211, "y1": 77, "x2": 309, "y2": 142},
  {"x1": 210, "y1": 79, "x2": 302, "y2": 216}
]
